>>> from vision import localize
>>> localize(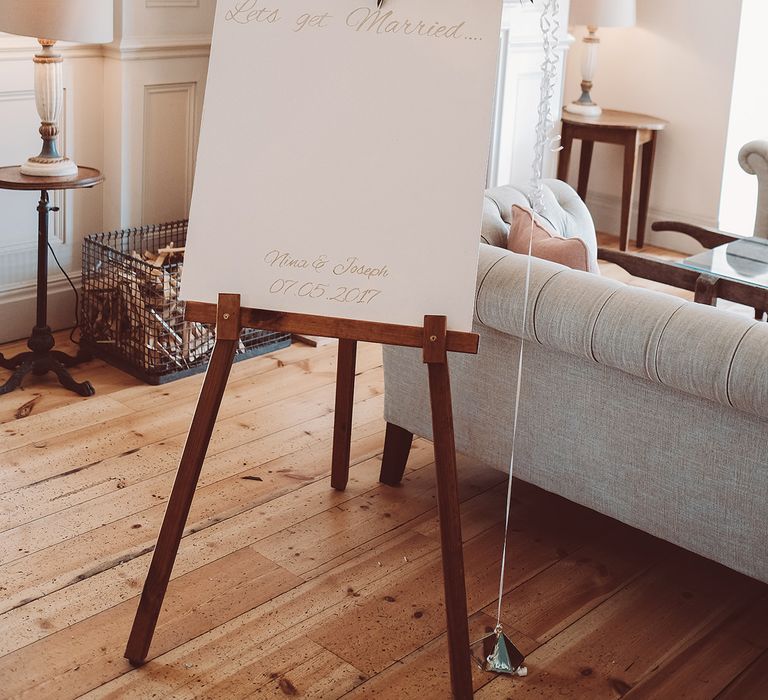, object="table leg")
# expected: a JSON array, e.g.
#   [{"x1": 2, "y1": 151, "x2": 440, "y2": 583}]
[
  {"x1": 695, "y1": 274, "x2": 720, "y2": 306},
  {"x1": 637, "y1": 134, "x2": 658, "y2": 249},
  {"x1": 620, "y1": 132, "x2": 640, "y2": 251},
  {"x1": 0, "y1": 189, "x2": 95, "y2": 396},
  {"x1": 577, "y1": 140, "x2": 594, "y2": 201},
  {"x1": 557, "y1": 123, "x2": 574, "y2": 182},
  {"x1": 36, "y1": 191, "x2": 51, "y2": 330}
]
